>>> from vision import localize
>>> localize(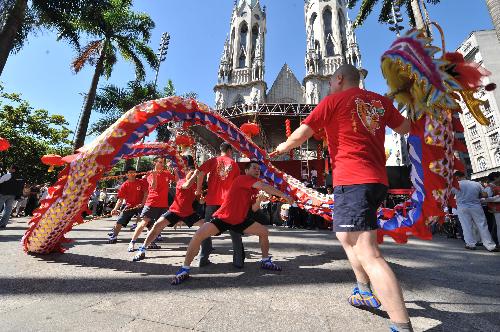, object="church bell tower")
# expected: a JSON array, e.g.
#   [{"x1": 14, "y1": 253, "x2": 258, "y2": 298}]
[
  {"x1": 214, "y1": 0, "x2": 267, "y2": 109},
  {"x1": 303, "y1": 0, "x2": 363, "y2": 103}
]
